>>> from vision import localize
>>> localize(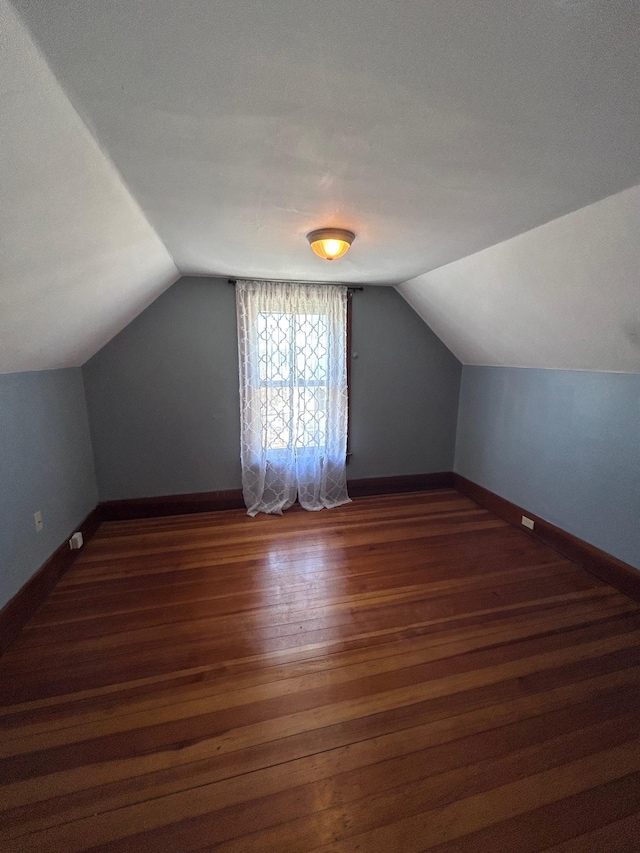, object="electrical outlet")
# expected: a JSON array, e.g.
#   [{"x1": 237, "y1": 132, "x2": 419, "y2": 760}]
[
  {"x1": 69, "y1": 532, "x2": 83, "y2": 550},
  {"x1": 521, "y1": 515, "x2": 535, "y2": 530},
  {"x1": 34, "y1": 511, "x2": 43, "y2": 533}
]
